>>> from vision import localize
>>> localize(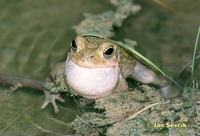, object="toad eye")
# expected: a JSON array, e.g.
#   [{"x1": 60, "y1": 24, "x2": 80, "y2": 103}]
[
  {"x1": 71, "y1": 39, "x2": 77, "y2": 51},
  {"x1": 103, "y1": 46, "x2": 114, "y2": 58}
]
